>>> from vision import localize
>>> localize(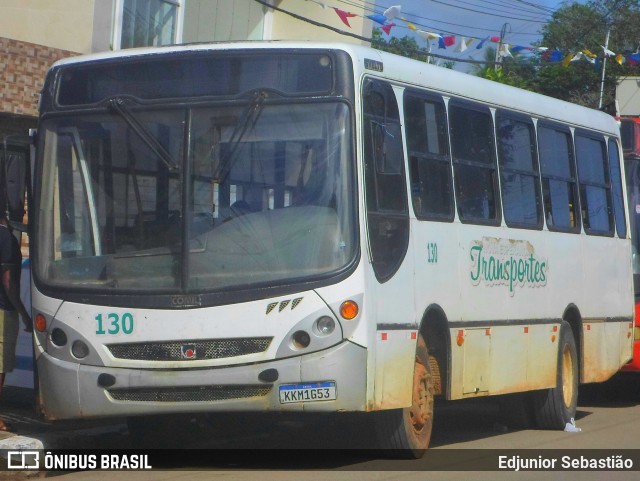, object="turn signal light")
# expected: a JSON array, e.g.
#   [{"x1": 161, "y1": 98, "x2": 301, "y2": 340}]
[
  {"x1": 340, "y1": 300, "x2": 359, "y2": 320},
  {"x1": 35, "y1": 314, "x2": 47, "y2": 332}
]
